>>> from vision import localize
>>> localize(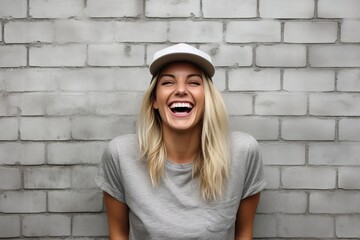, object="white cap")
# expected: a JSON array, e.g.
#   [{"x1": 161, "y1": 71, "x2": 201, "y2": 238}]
[{"x1": 149, "y1": 43, "x2": 215, "y2": 77}]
